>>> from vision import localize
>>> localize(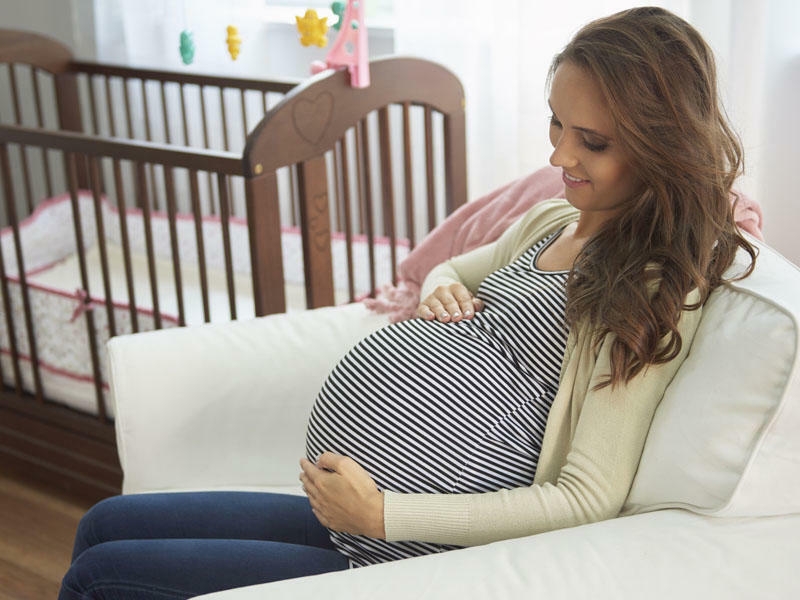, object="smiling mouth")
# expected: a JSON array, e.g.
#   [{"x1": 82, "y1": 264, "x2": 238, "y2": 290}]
[
  {"x1": 562, "y1": 171, "x2": 589, "y2": 187},
  {"x1": 564, "y1": 172, "x2": 586, "y2": 183}
]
